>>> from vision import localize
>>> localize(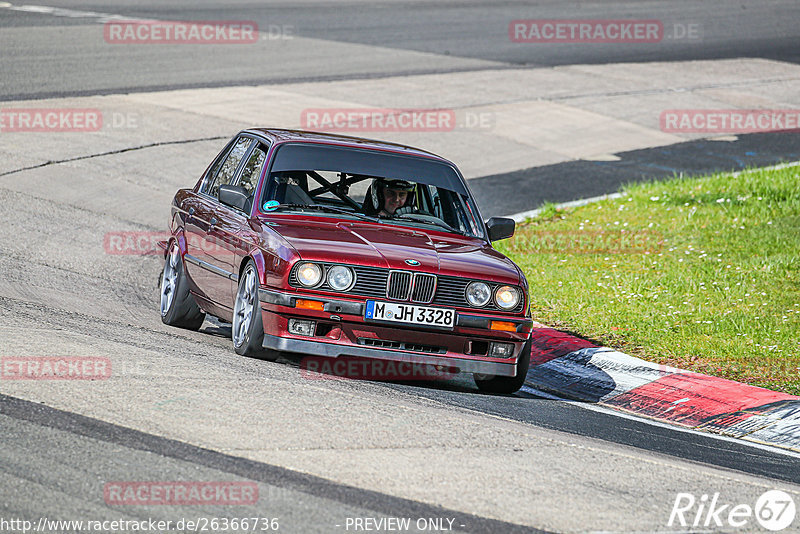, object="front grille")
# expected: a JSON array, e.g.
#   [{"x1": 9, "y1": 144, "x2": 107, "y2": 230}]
[
  {"x1": 411, "y1": 273, "x2": 436, "y2": 303},
  {"x1": 386, "y1": 271, "x2": 412, "y2": 300},
  {"x1": 289, "y1": 264, "x2": 388, "y2": 299},
  {"x1": 350, "y1": 267, "x2": 388, "y2": 298},
  {"x1": 358, "y1": 338, "x2": 445, "y2": 354},
  {"x1": 433, "y1": 275, "x2": 526, "y2": 313},
  {"x1": 289, "y1": 263, "x2": 525, "y2": 313}
]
